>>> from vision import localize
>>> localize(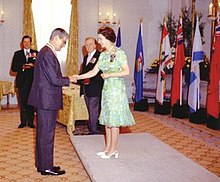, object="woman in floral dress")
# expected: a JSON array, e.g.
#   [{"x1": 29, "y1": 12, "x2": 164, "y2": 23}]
[{"x1": 75, "y1": 26, "x2": 135, "y2": 158}]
